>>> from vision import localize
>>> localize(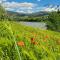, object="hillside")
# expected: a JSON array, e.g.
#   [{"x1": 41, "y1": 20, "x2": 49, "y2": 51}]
[
  {"x1": 29, "y1": 11, "x2": 49, "y2": 17},
  {"x1": 6, "y1": 11, "x2": 49, "y2": 17},
  {"x1": 6, "y1": 11, "x2": 49, "y2": 22},
  {"x1": 0, "y1": 21, "x2": 60, "y2": 60}
]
